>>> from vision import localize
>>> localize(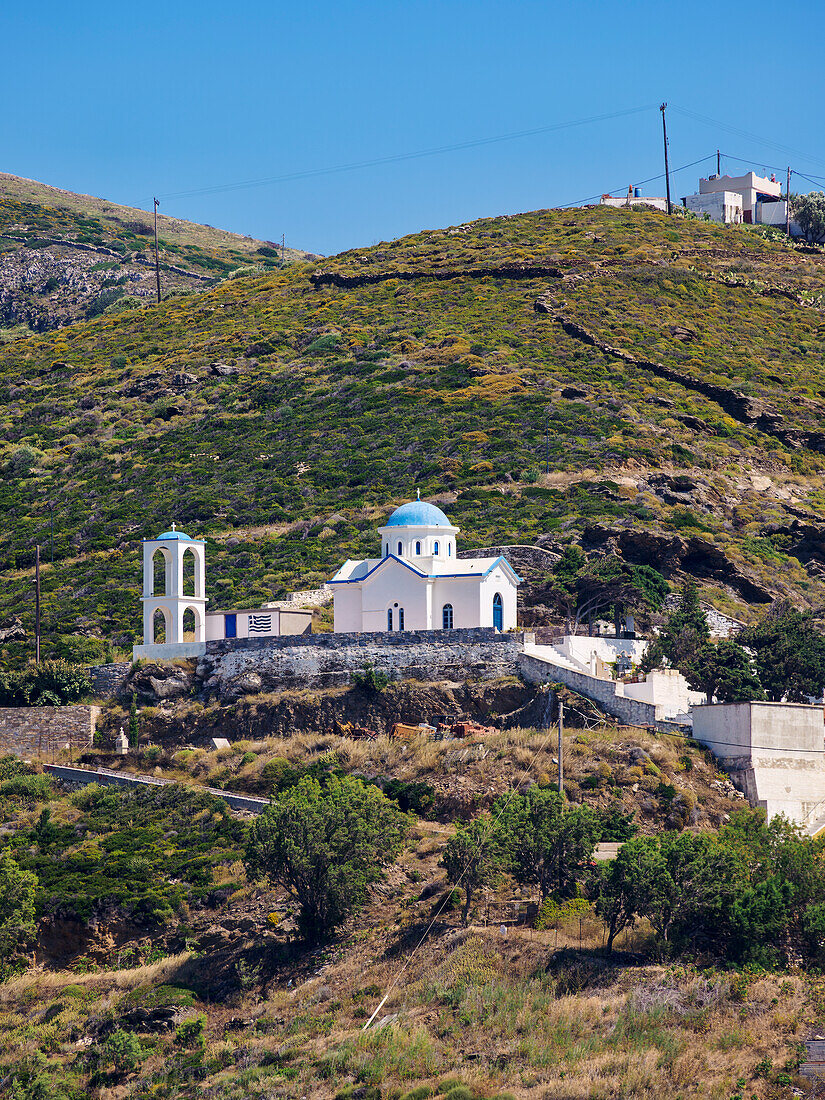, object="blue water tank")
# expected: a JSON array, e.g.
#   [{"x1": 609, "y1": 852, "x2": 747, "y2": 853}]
[{"x1": 634, "y1": 187, "x2": 641, "y2": 198}]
